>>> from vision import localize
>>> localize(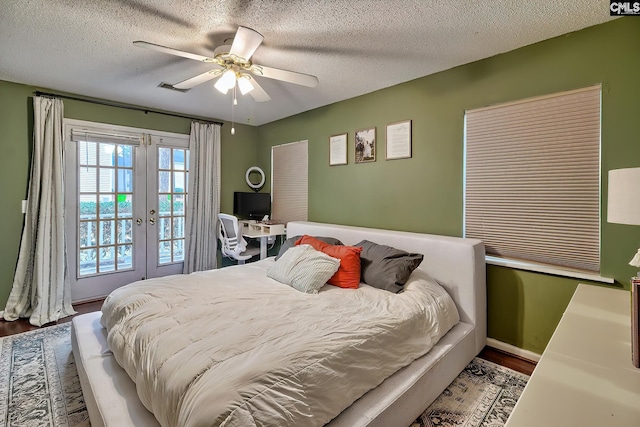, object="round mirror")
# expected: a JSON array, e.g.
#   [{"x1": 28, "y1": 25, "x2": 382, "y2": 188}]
[{"x1": 246, "y1": 166, "x2": 265, "y2": 191}]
